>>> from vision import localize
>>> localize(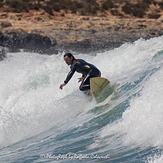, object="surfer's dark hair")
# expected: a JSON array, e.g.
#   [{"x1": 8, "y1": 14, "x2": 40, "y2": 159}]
[{"x1": 64, "y1": 53, "x2": 75, "y2": 60}]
